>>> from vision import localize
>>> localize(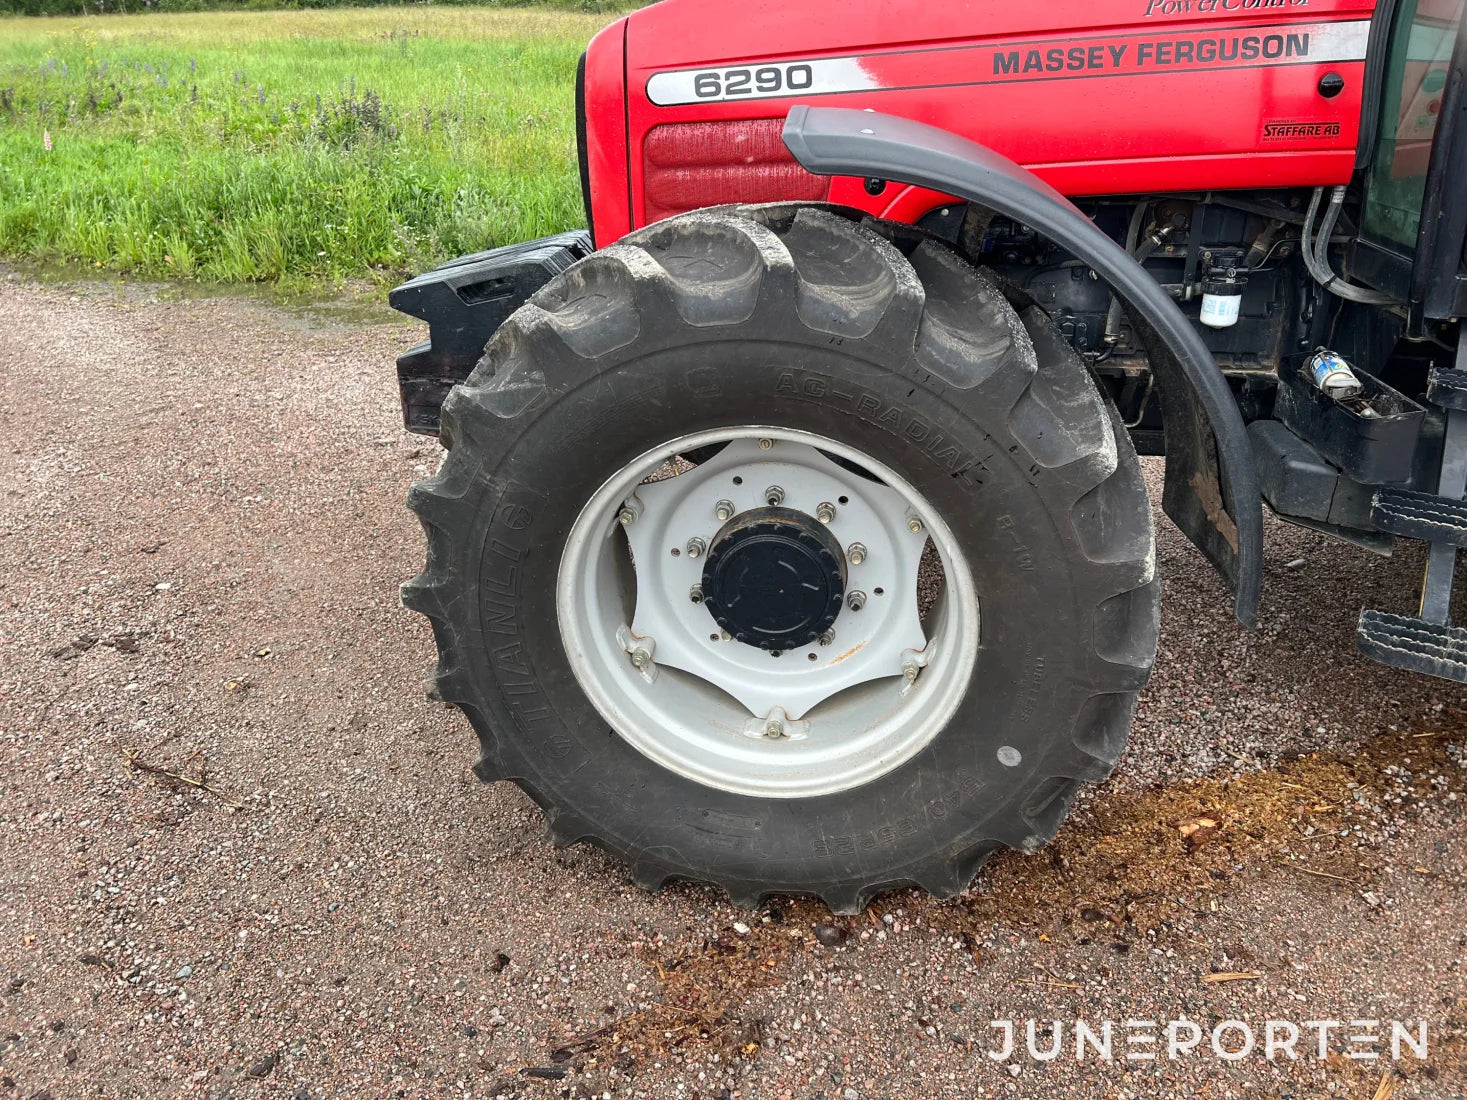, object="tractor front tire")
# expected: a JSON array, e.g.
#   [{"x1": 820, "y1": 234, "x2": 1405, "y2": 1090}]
[{"x1": 403, "y1": 204, "x2": 1160, "y2": 913}]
